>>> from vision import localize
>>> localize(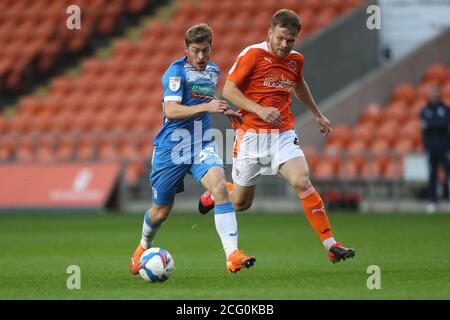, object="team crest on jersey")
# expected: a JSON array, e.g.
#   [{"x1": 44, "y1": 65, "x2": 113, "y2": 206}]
[
  {"x1": 289, "y1": 60, "x2": 297, "y2": 71},
  {"x1": 169, "y1": 77, "x2": 181, "y2": 91}
]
